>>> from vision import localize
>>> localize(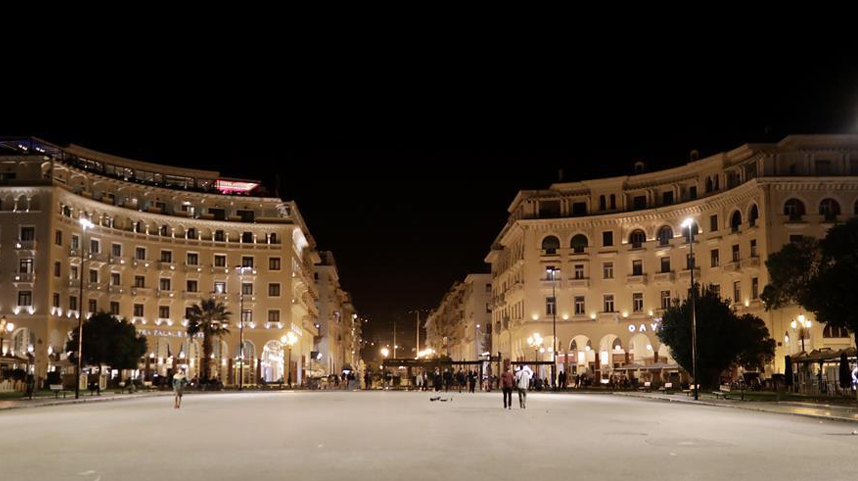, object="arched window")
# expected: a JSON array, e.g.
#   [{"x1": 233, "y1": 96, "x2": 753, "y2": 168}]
[
  {"x1": 570, "y1": 234, "x2": 588, "y2": 253},
  {"x1": 609, "y1": 194, "x2": 616, "y2": 210},
  {"x1": 705, "y1": 178, "x2": 713, "y2": 193},
  {"x1": 629, "y1": 229, "x2": 646, "y2": 249},
  {"x1": 656, "y1": 226, "x2": 673, "y2": 246},
  {"x1": 784, "y1": 198, "x2": 805, "y2": 221},
  {"x1": 819, "y1": 198, "x2": 840, "y2": 221},
  {"x1": 748, "y1": 204, "x2": 759, "y2": 226},
  {"x1": 599, "y1": 195, "x2": 606, "y2": 211},
  {"x1": 541, "y1": 235, "x2": 560, "y2": 254},
  {"x1": 681, "y1": 221, "x2": 700, "y2": 239},
  {"x1": 730, "y1": 211, "x2": 742, "y2": 232}
]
